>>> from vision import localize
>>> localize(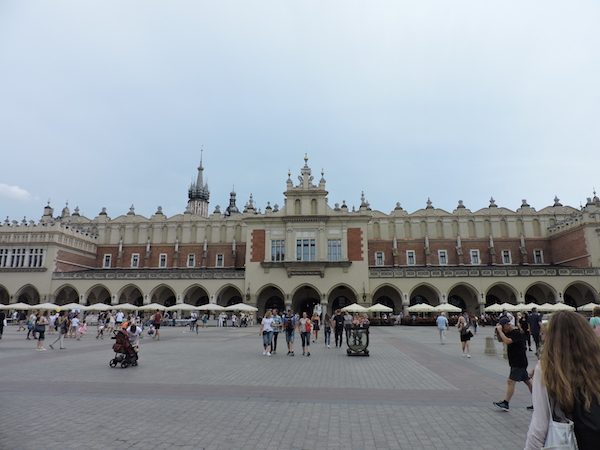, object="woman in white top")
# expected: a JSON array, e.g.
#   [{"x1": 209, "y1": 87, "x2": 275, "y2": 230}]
[{"x1": 259, "y1": 310, "x2": 274, "y2": 356}]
